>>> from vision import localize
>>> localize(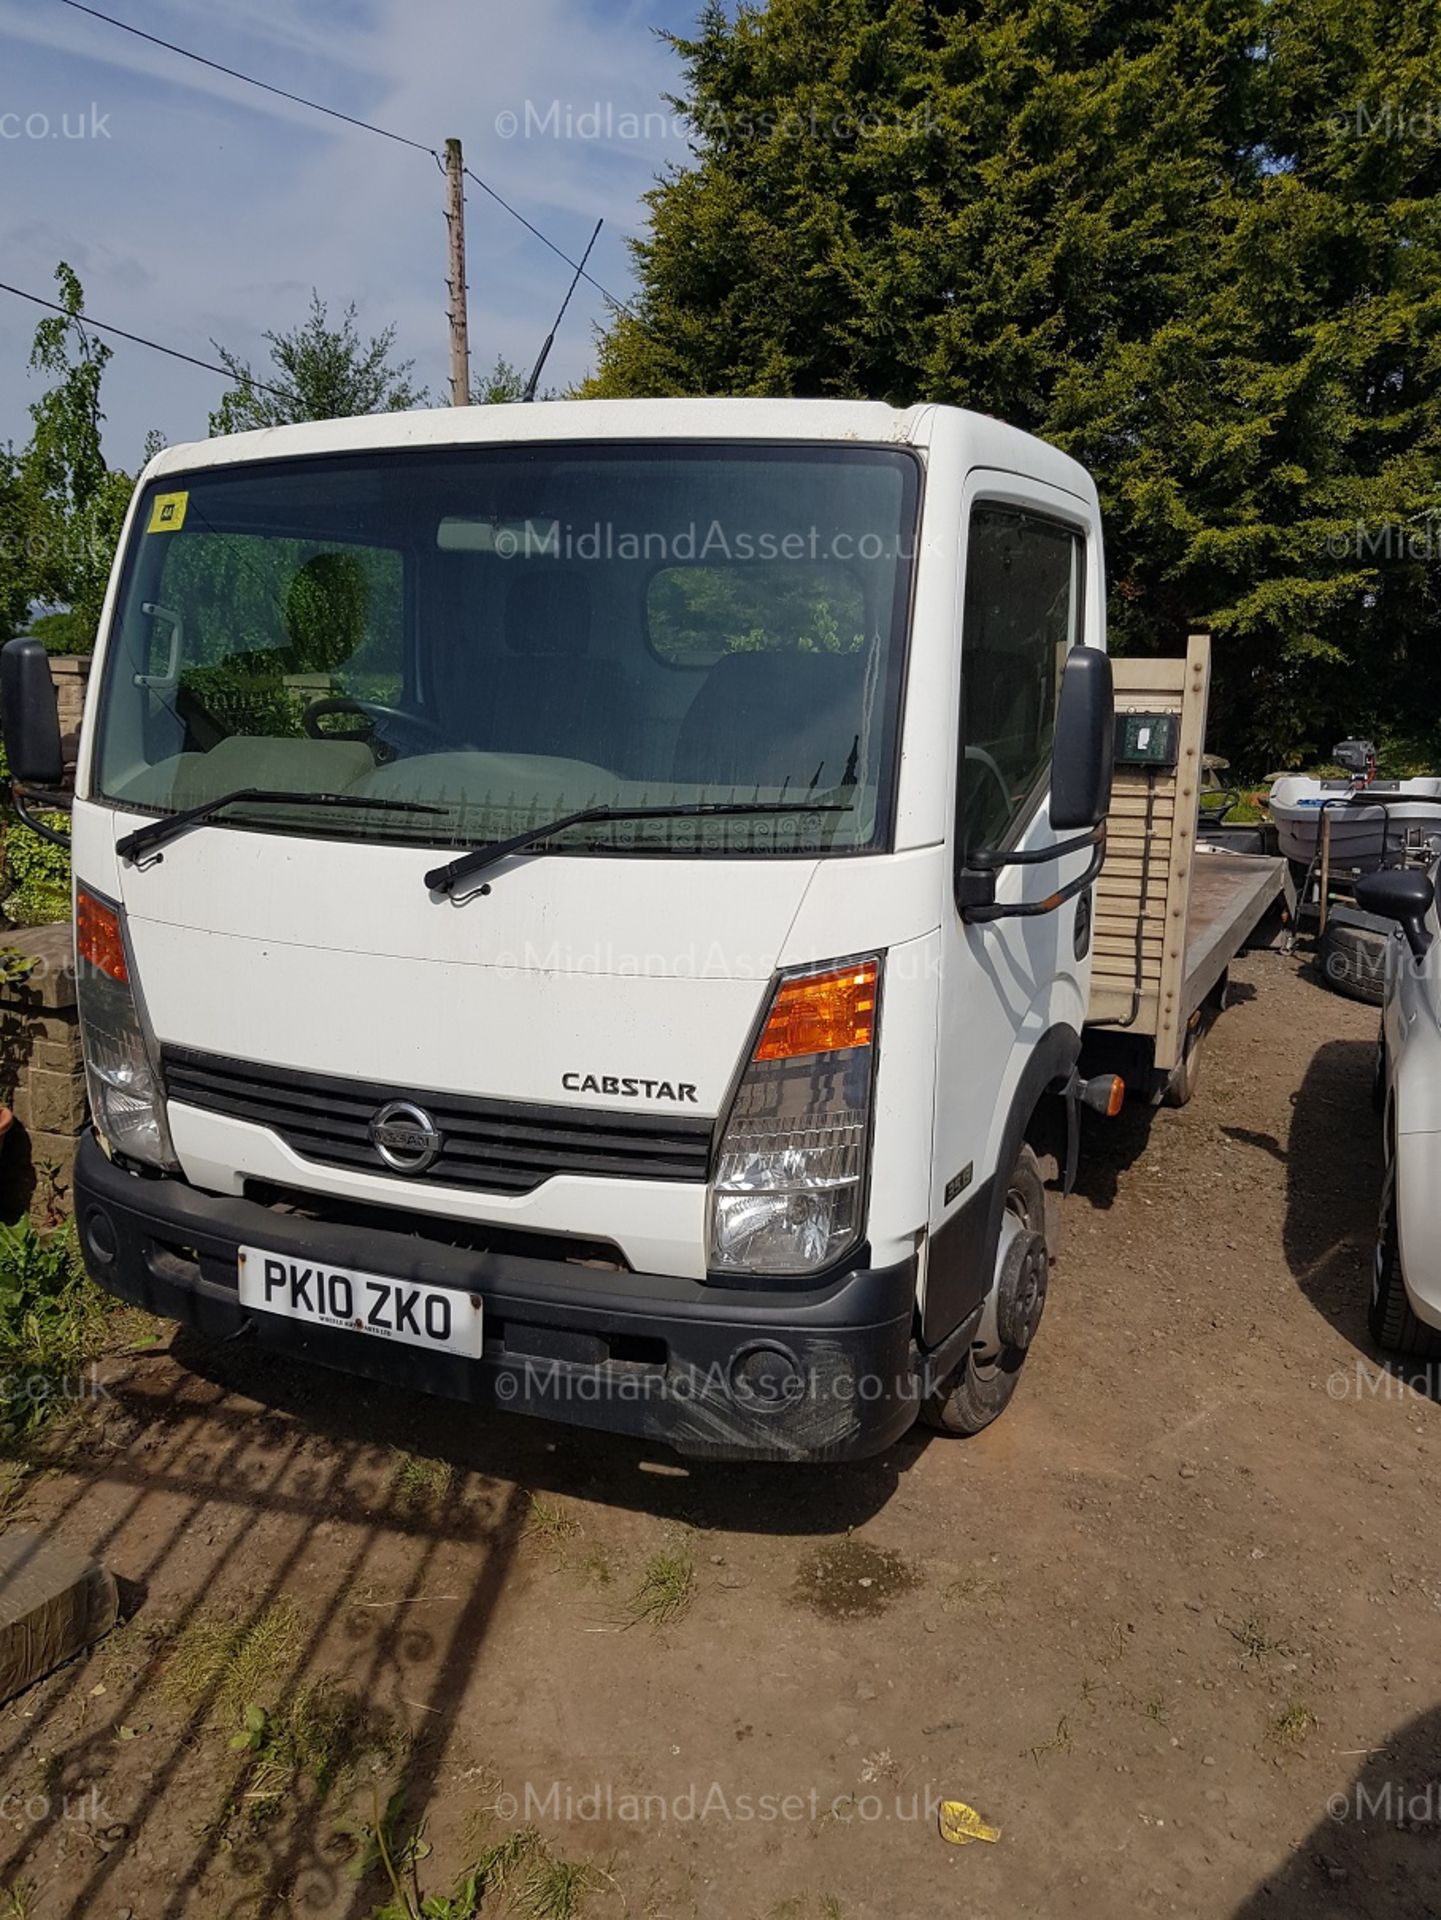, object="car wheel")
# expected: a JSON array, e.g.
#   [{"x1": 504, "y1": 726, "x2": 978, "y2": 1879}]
[
  {"x1": 921, "y1": 1144, "x2": 1049, "y2": 1436},
  {"x1": 1369, "y1": 1141, "x2": 1441, "y2": 1356}
]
